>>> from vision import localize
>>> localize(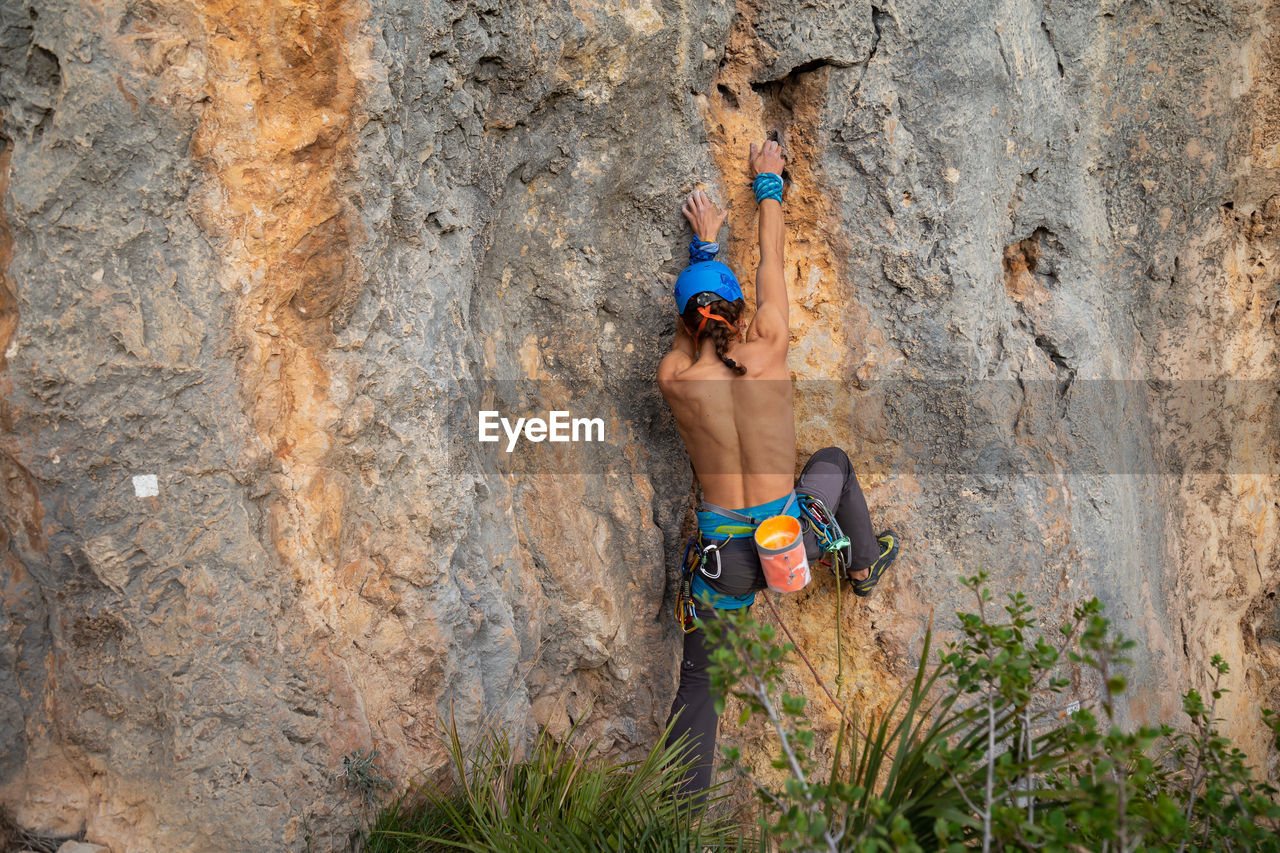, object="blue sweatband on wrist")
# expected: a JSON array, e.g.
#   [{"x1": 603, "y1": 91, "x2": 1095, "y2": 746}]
[
  {"x1": 688, "y1": 239, "x2": 720, "y2": 263},
  {"x1": 752, "y1": 172, "x2": 784, "y2": 204}
]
